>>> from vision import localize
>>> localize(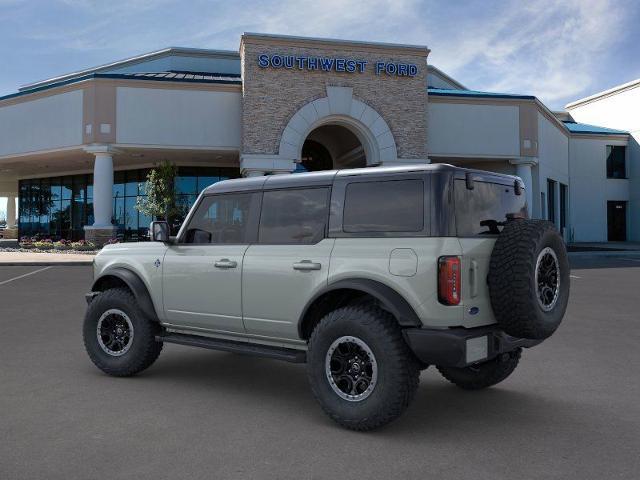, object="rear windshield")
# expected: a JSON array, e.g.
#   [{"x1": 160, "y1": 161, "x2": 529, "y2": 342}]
[{"x1": 454, "y1": 180, "x2": 527, "y2": 236}]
